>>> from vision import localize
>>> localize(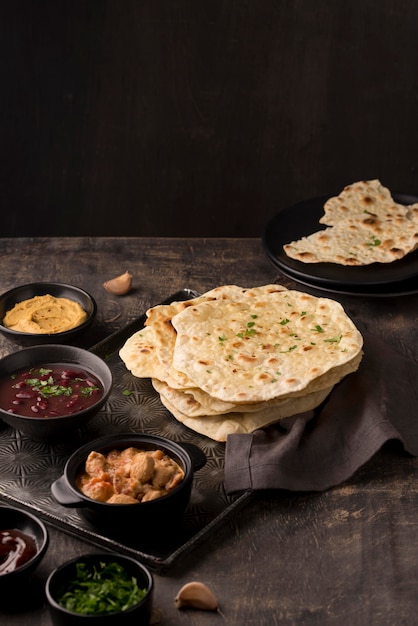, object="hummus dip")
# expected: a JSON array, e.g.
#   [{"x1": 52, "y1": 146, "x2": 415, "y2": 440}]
[{"x1": 3, "y1": 294, "x2": 88, "y2": 334}]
